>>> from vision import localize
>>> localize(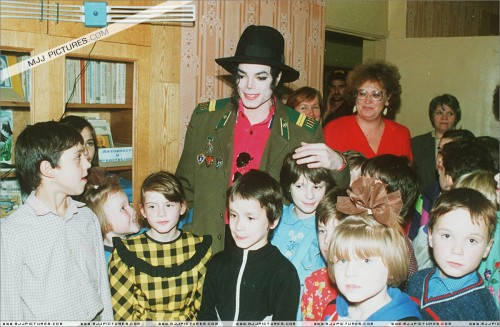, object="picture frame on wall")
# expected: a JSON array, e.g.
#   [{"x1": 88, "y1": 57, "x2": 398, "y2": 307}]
[{"x1": 0, "y1": 55, "x2": 25, "y2": 101}]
